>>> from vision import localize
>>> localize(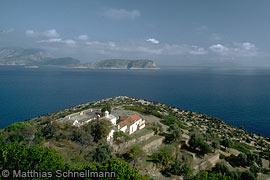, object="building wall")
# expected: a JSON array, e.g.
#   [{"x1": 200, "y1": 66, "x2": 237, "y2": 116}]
[
  {"x1": 107, "y1": 129, "x2": 115, "y2": 141},
  {"x1": 120, "y1": 125, "x2": 127, "y2": 133},
  {"x1": 110, "y1": 117, "x2": 117, "y2": 125}
]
